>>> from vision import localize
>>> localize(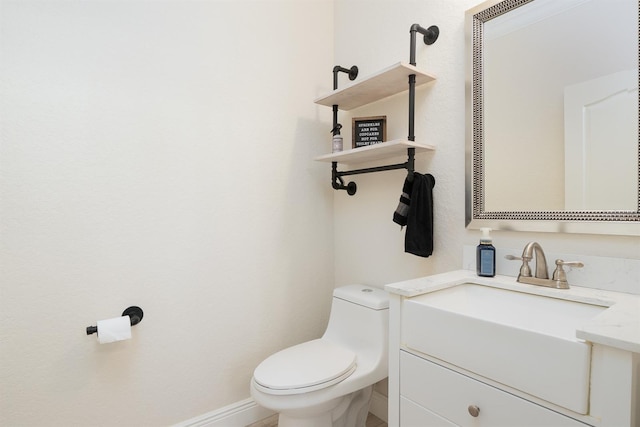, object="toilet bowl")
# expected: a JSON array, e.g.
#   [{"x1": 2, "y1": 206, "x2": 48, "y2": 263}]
[{"x1": 250, "y1": 284, "x2": 389, "y2": 427}]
